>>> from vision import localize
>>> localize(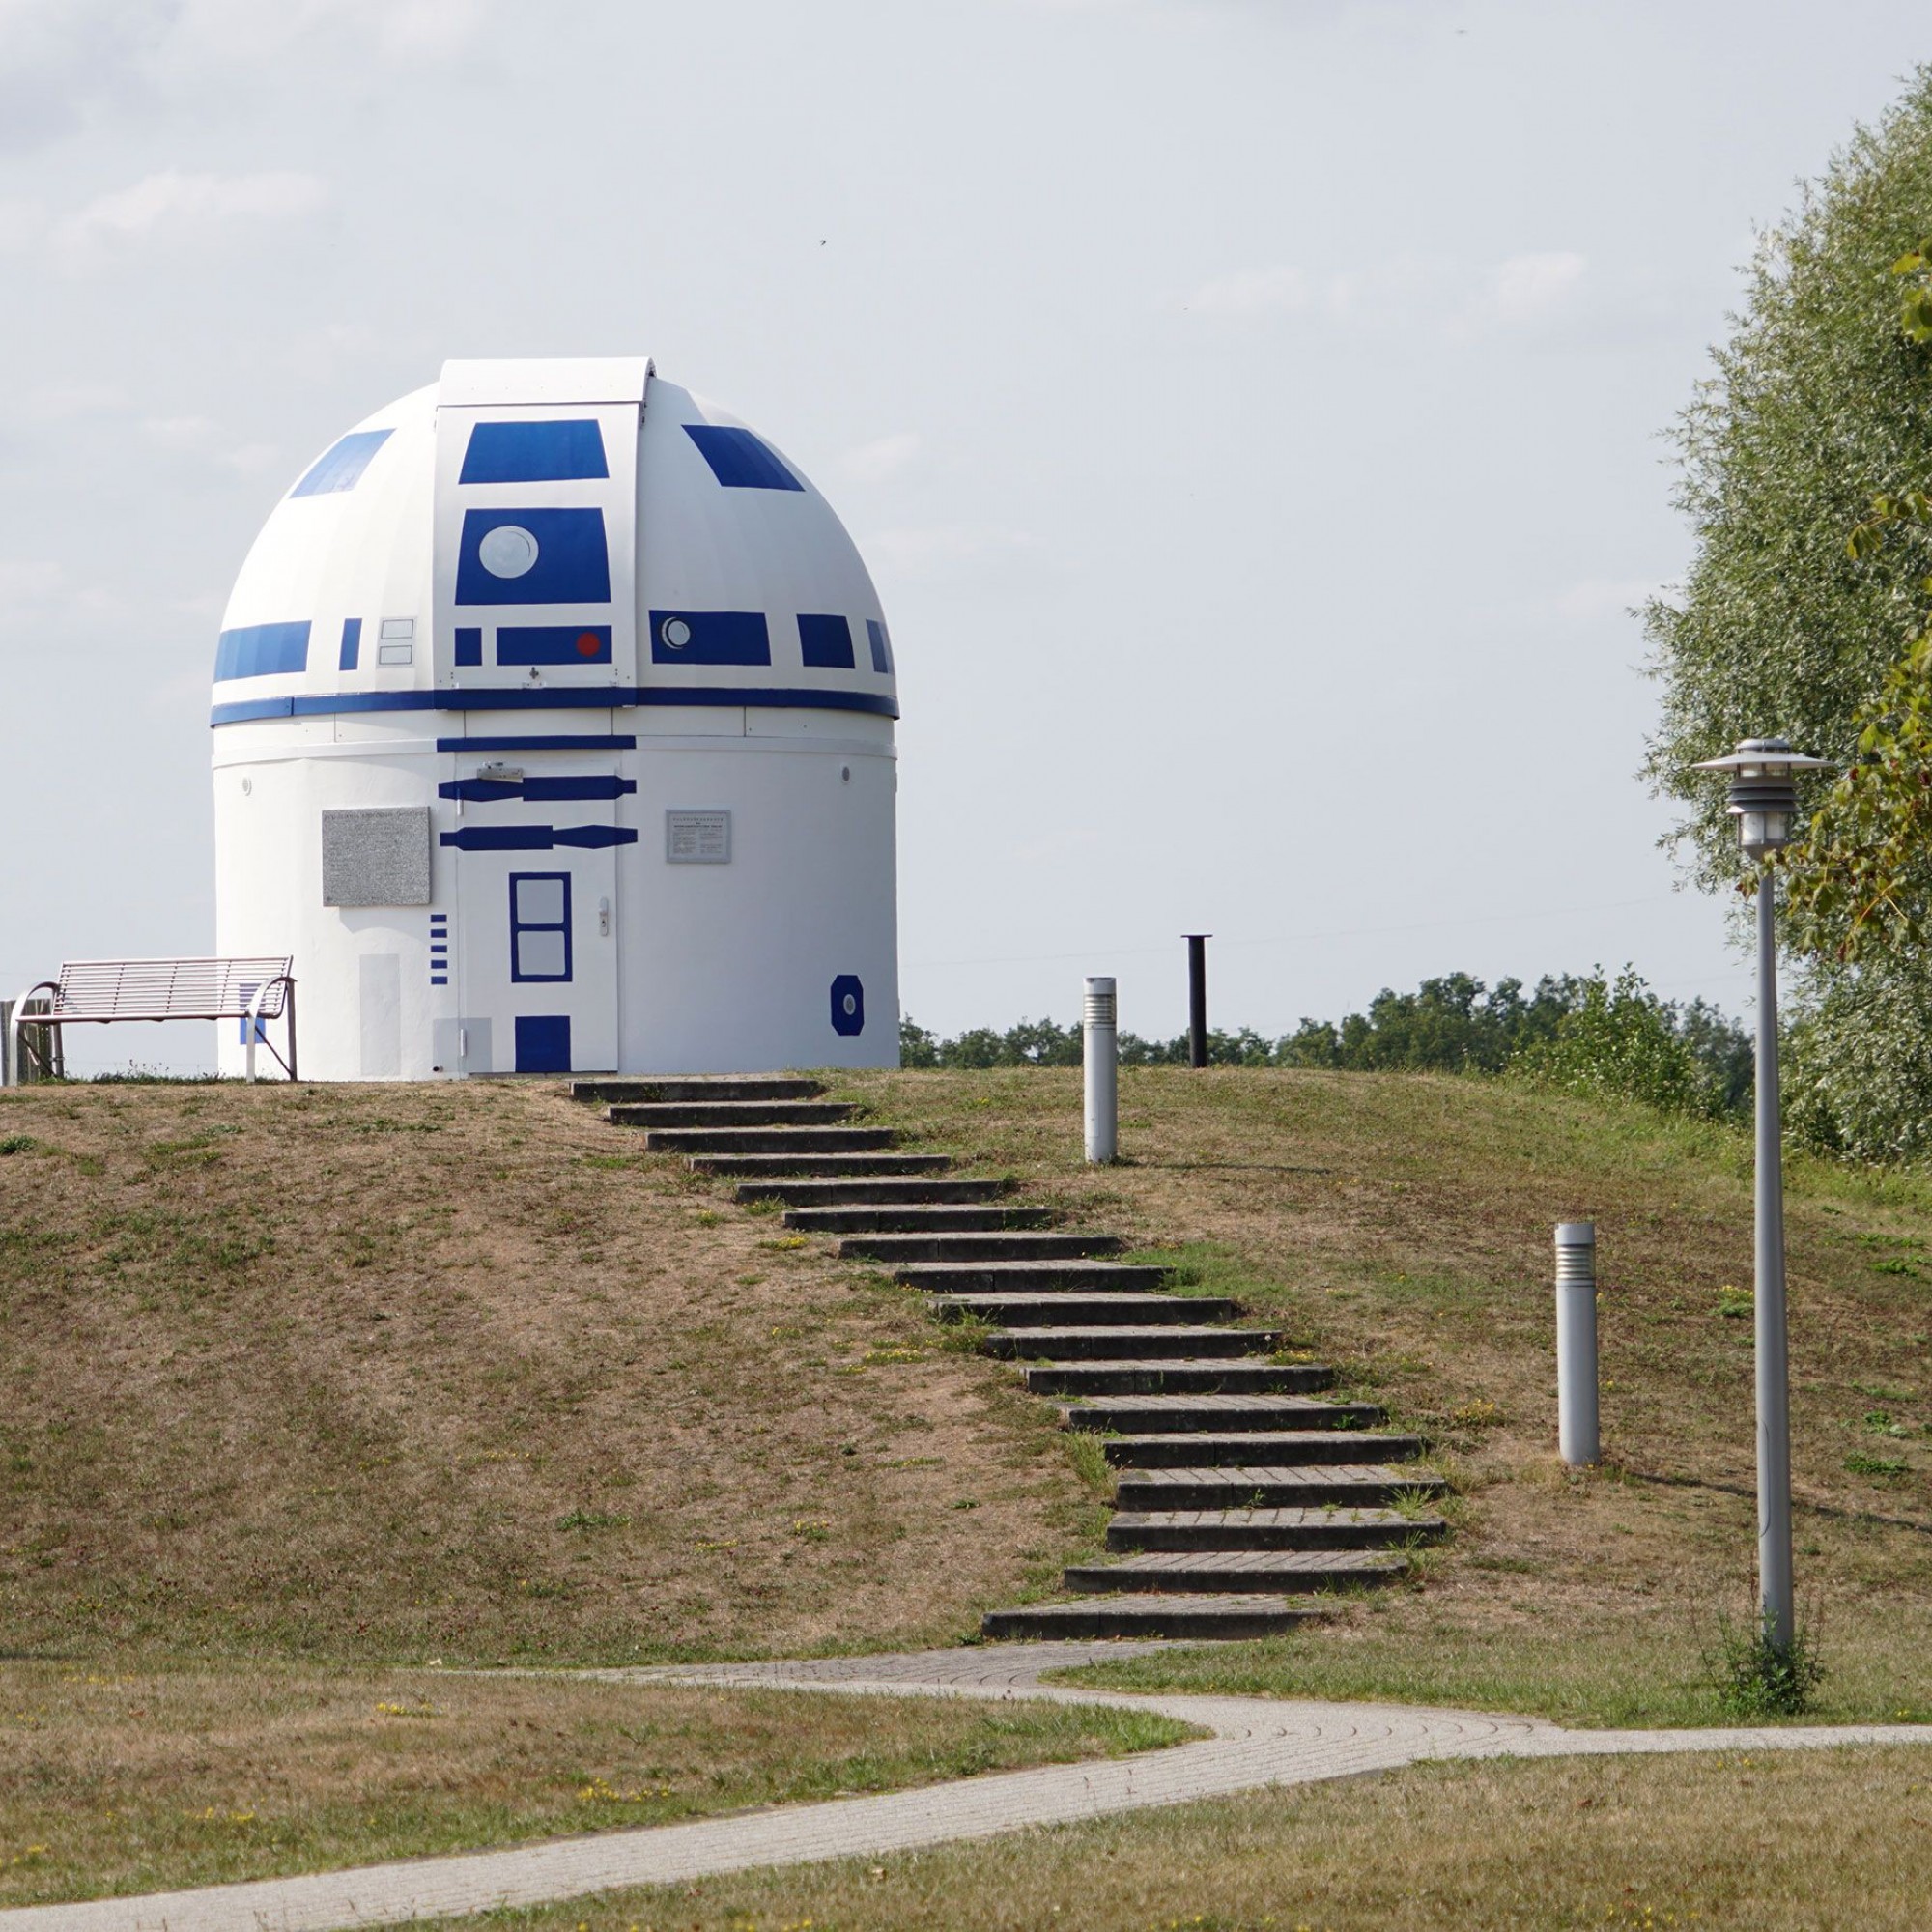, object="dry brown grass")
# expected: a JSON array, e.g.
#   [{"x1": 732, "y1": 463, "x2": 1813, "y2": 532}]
[
  {"x1": 448, "y1": 1744, "x2": 1932, "y2": 1930},
  {"x1": 0, "y1": 1661, "x2": 1190, "y2": 1905},
  {"x1": 0, "y1": 1079, "x2": 1097, "y2": 1663},
  {"x1": 833, "y1": 1067, "x2": 1932, "y2": 1724}
]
